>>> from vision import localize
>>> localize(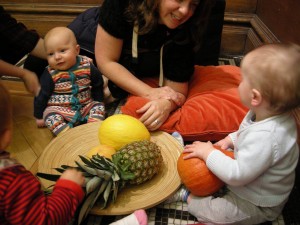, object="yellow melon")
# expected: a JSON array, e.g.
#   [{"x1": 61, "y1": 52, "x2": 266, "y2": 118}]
[
  {"x1": 86, "y1": 144, "x2": 116, "y2": 159},
  {"x1": 98, "y1": 114, "x2": 150, "y2": 150}
]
